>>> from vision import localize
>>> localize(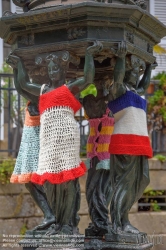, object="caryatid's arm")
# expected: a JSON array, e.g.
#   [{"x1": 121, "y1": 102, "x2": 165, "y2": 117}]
[
  {"x1": 136, "y1": 62, "x2": 157, "y2": 96},
  {"x1": 13, "y1": 69, "x2": 39, "y2": 104},
  {"x1": 68, "y1": 41, "x2": 103, "y2": 95},
  {"x1": 6, "y1": 55, "x2": 39, "y2": 103},
  {"x1": 108, "y1": 41, "x2": 127, "y2": 101},
  {"x1": 7, "y1": 54, "x2": 41, "y2": 96}
]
